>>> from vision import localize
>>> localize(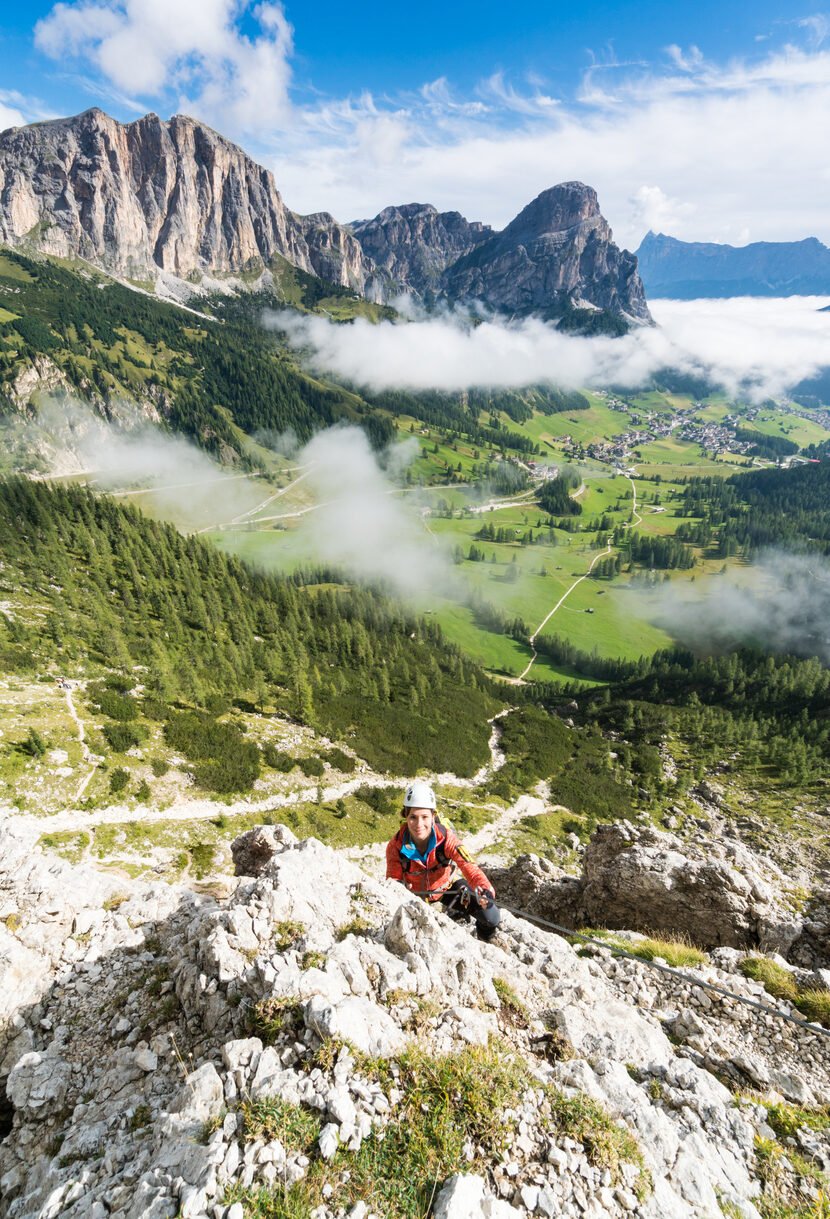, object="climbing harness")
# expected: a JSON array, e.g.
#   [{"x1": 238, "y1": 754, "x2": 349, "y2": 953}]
[{"x1": 500, "y1": 904, "x2": 830, "y2": 1043}]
